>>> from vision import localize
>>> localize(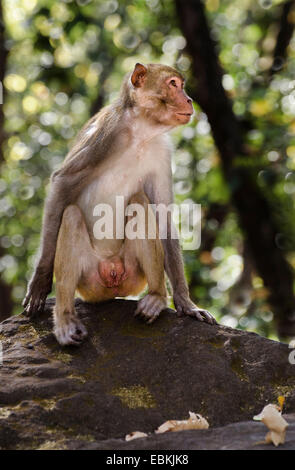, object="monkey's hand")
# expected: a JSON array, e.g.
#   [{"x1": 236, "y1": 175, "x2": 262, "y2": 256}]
[
  {"x1": 173, "y1": 293, "x2": 217, "y2": 325},
  {"x1": 23, "y1": 266, "x2": 53, "y2": 317}
]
